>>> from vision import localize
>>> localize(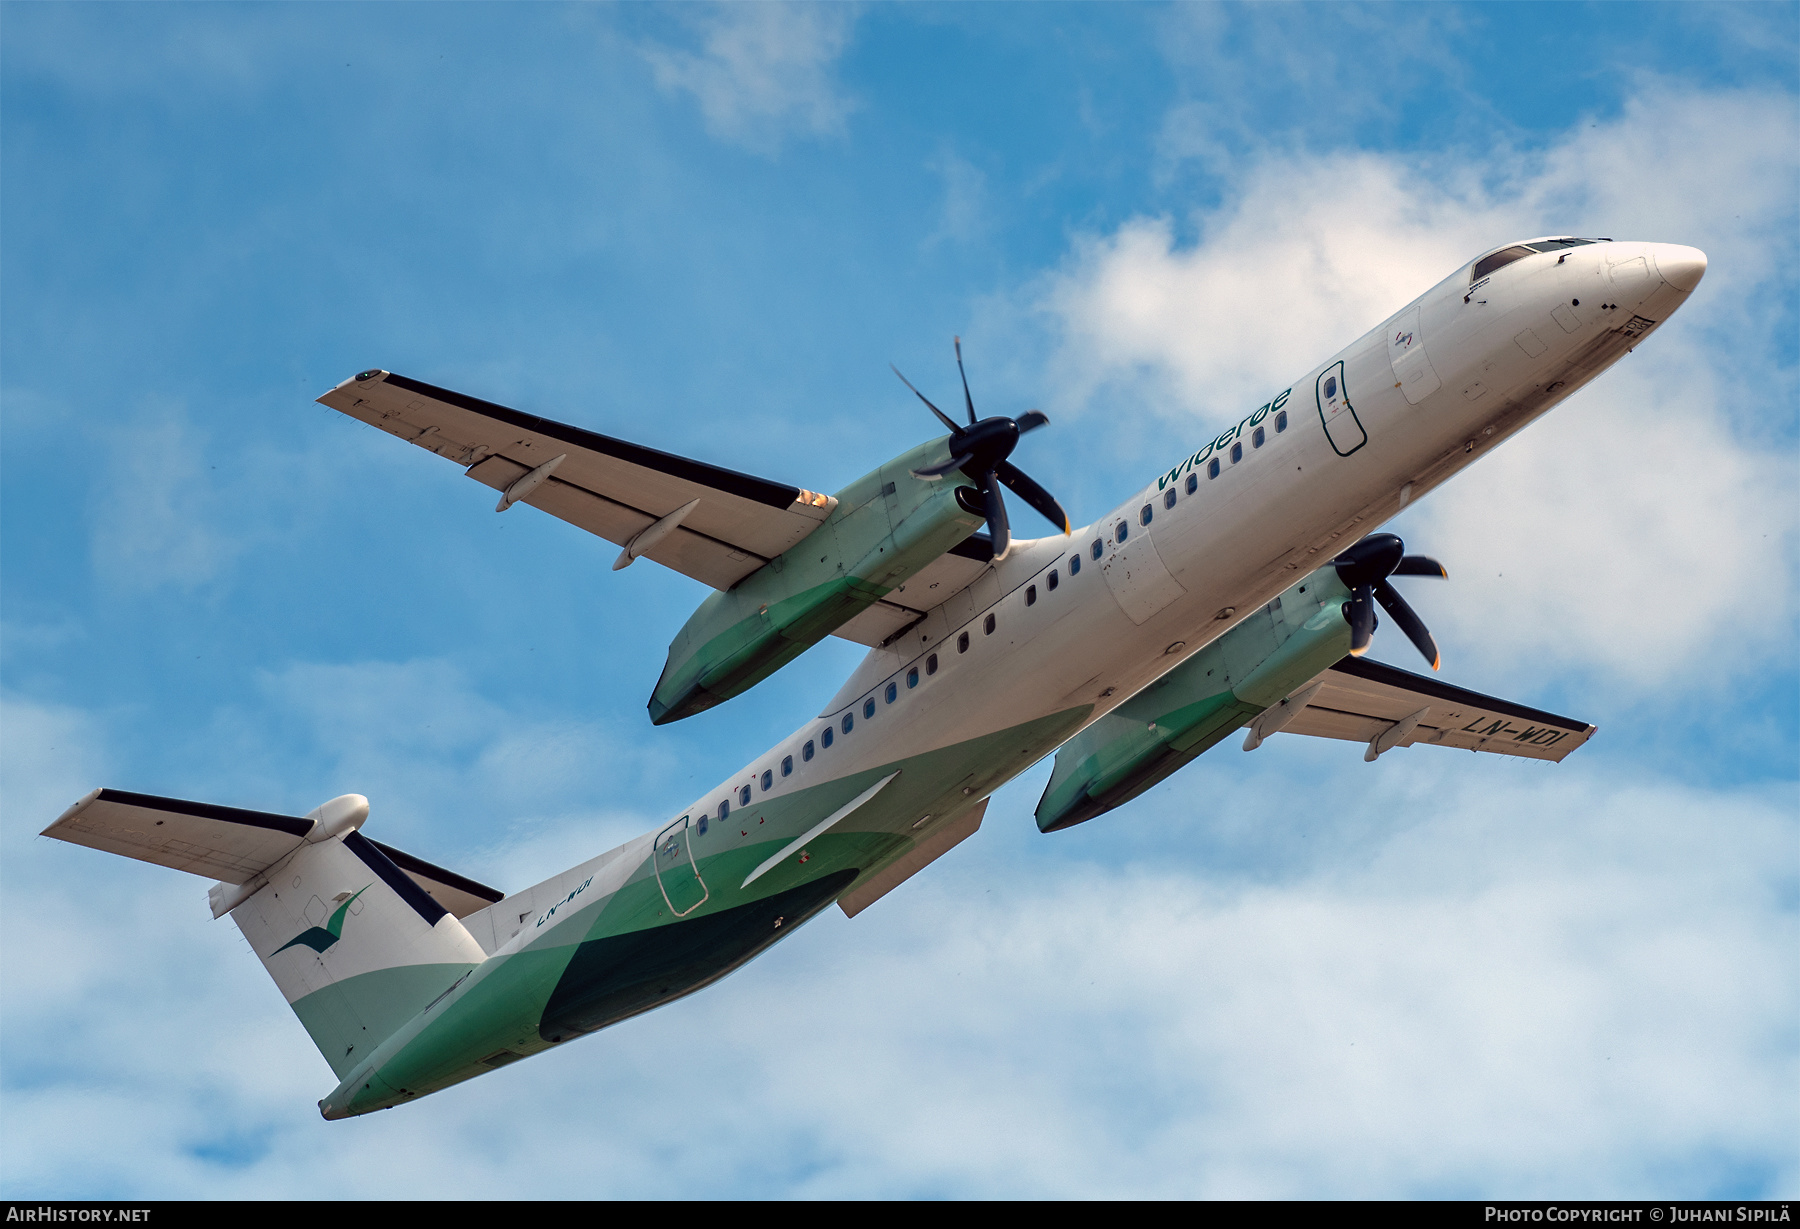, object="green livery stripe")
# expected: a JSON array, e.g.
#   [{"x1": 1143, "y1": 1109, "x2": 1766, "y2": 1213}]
[{"x1": 327, "y1": 707, "x2": 1090, "y2": 1117}]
